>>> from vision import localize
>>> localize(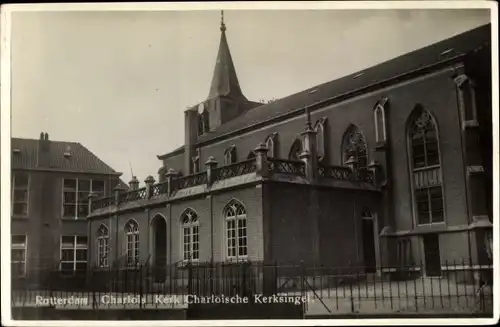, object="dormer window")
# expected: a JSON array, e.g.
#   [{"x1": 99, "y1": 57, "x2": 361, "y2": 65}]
[{"x1": 224, "y1": 145, "x2": 237, "y2": 165}]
